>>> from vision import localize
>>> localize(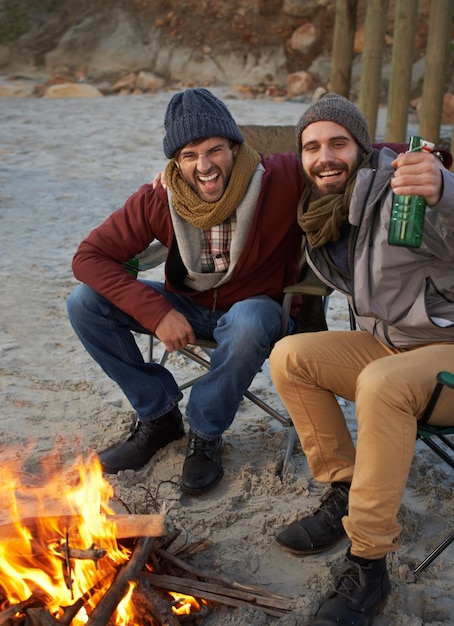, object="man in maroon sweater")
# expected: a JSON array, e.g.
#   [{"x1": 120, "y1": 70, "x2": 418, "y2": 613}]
[{"x1": 67, "y1": 88, "x2": 305, "y2": 493}]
